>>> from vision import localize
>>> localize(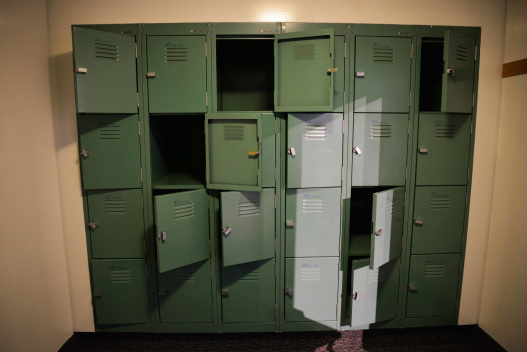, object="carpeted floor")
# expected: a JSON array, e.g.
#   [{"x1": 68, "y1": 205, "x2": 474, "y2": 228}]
[{"x1": 59, "y1": 325, "x2": 506, "y2": 351}]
